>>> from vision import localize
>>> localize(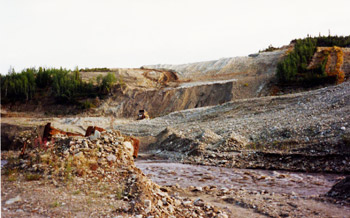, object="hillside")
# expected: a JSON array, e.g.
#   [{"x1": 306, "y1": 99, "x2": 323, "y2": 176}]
[
  {"x1": 113, "y1": 80, "x2": 350, "y2": 172},
  {"x1": 2, "y1": 37, "x2": 350, "y2": 217},
  {"x1": 3, "y1": 72, "x2": 349, "y2": 217},
  {"x1": 81, "y1": 49, "x2": 287, "y2": 118}
]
